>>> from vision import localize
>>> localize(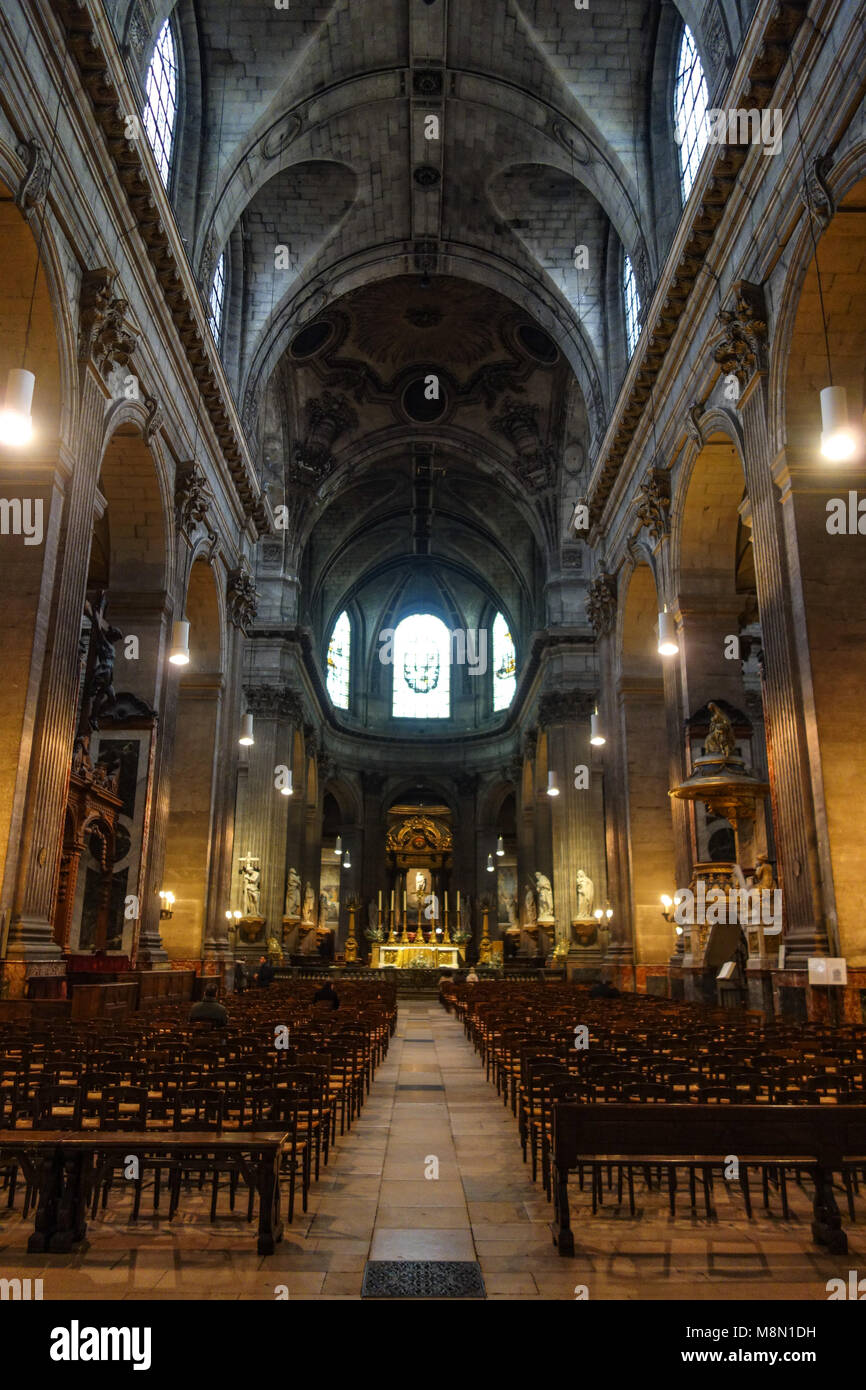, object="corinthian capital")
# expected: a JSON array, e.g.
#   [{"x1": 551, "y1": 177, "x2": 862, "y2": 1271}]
[{"x1": 713, "y1": 281, "x2": 768, "y2": 389}]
